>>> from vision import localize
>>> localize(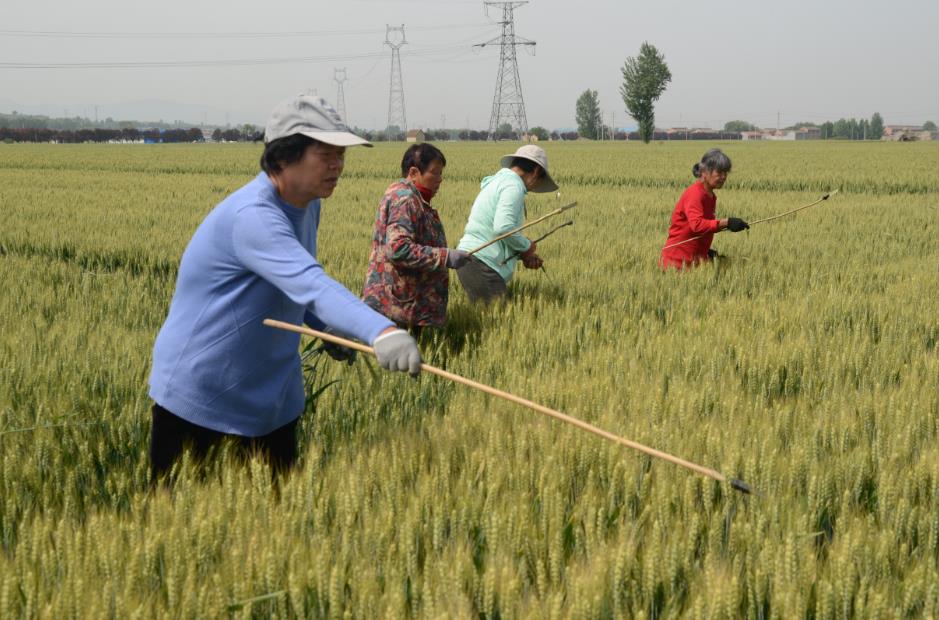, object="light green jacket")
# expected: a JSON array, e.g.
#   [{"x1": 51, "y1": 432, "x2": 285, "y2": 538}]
[{"x1": 456, "y1": 168, "x2": 532, "y2": 282}]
